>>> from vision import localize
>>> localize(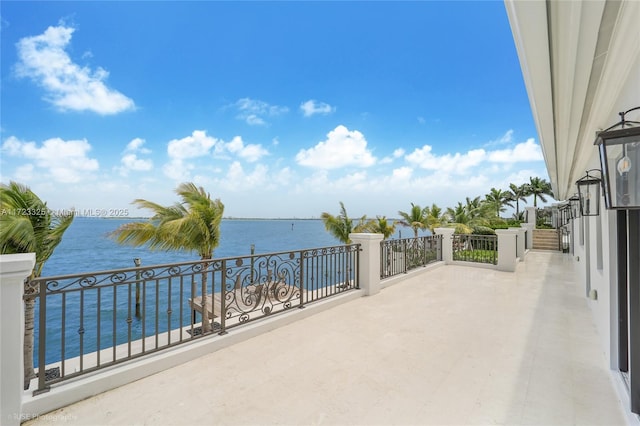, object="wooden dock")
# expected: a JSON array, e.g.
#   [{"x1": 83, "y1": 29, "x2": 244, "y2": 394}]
[{"x1": 189, "y1": 283, "x2": 305, "y2": 320}]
